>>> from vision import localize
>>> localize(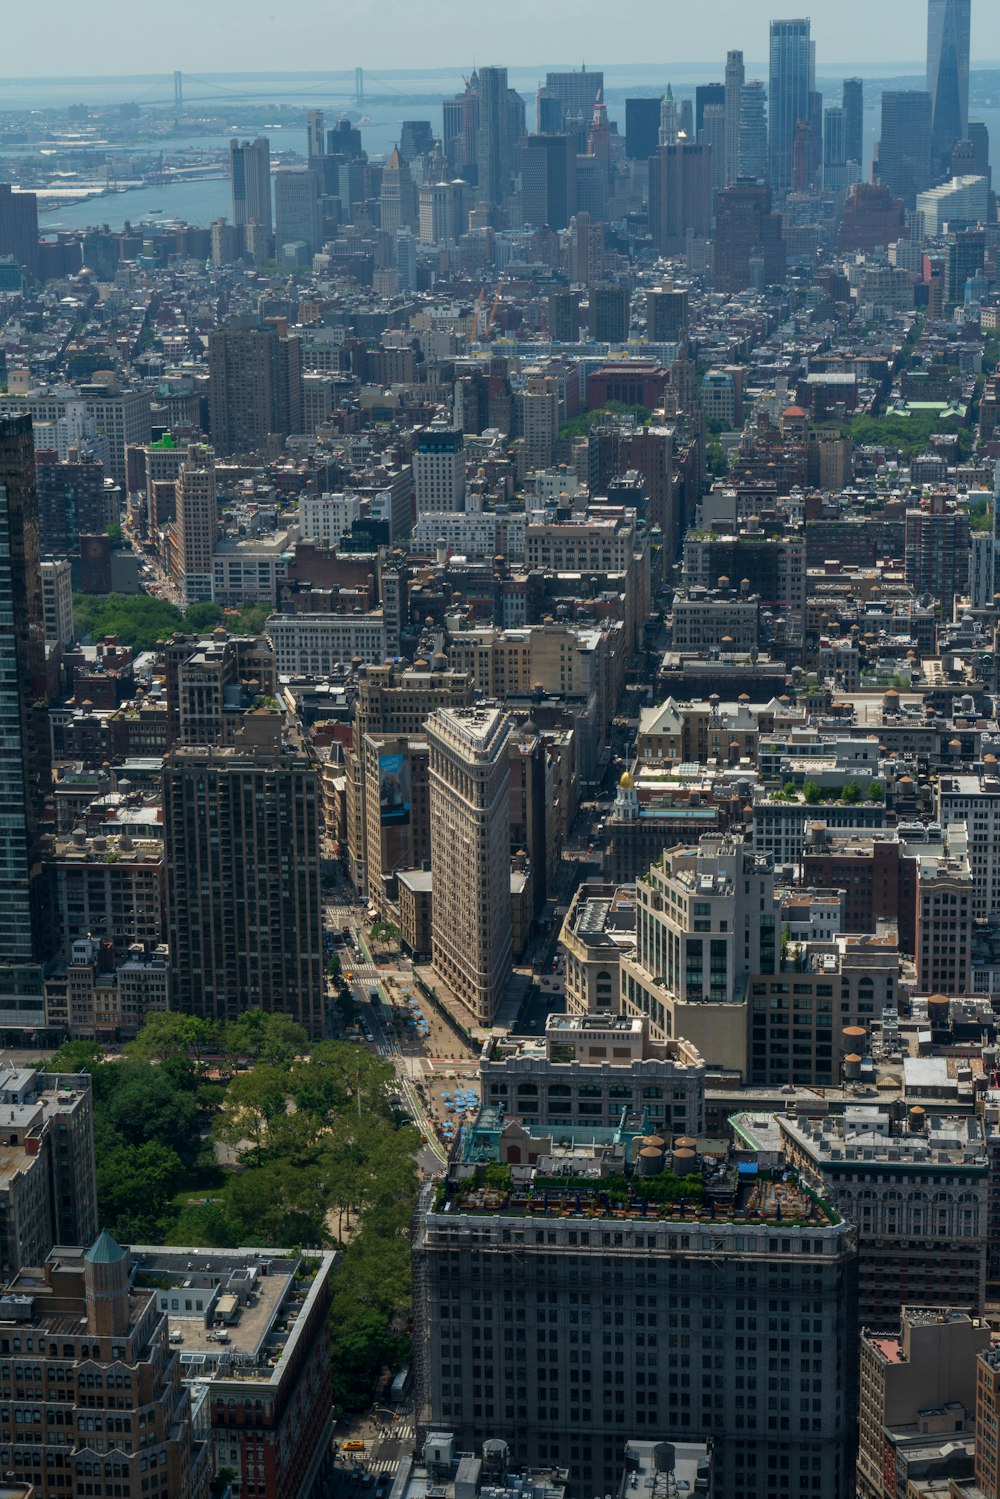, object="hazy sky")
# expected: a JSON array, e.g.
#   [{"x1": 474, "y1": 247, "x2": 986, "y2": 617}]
[{"x1": 4, "y1": 0, "x2": 1000, "y2": 77}]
